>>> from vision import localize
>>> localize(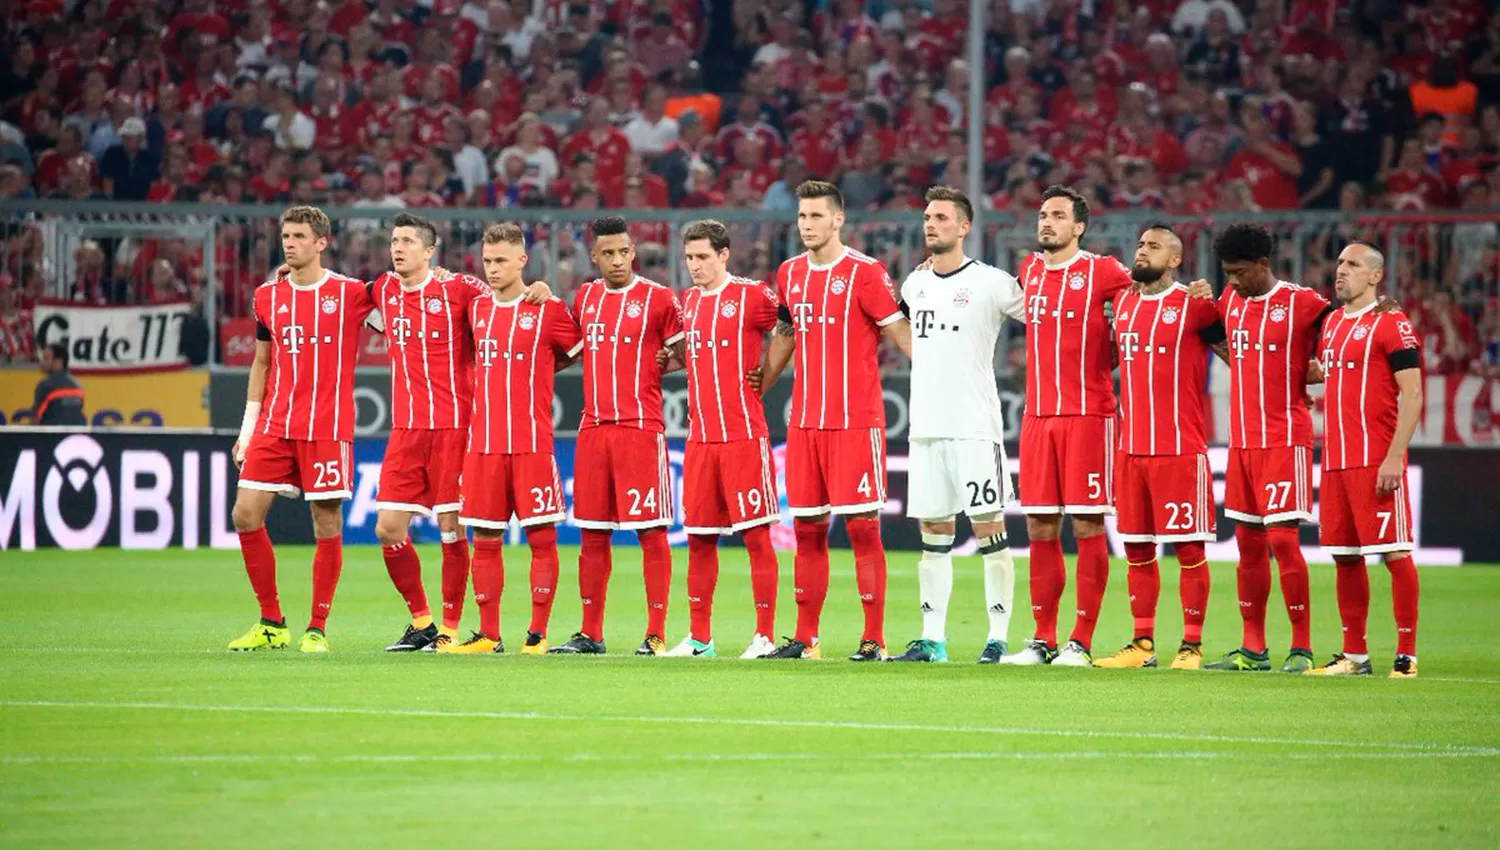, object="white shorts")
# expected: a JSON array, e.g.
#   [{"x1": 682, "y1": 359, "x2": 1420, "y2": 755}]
[{"x1": 906, "y1": 438, "x2": 1014, "y2": 520}]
